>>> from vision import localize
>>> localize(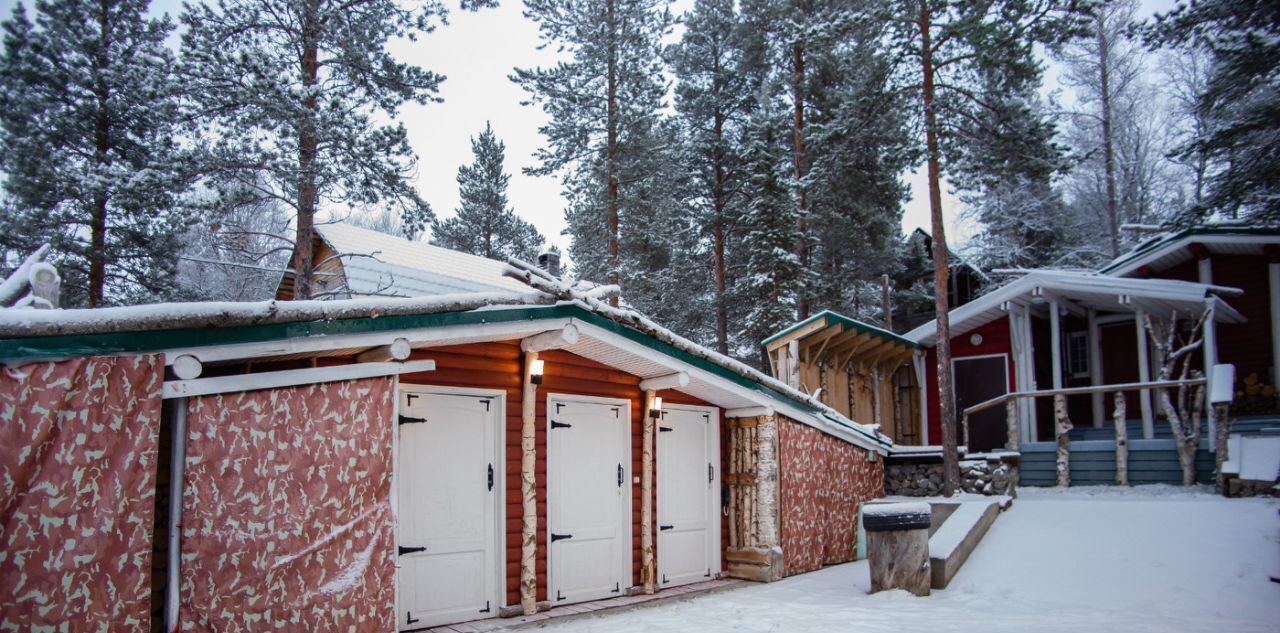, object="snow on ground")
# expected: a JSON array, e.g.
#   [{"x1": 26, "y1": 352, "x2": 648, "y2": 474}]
[{"x1": 532, "y1": 487, "x2": 1279, "y2": 633}]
